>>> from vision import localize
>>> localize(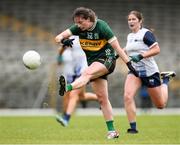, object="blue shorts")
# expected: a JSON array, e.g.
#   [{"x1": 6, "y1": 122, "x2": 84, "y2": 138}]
[
  {"x1": 140, "y1": 72, "x2": 161, "y2": 88},
  {"x1": 129, "y1": 72, "x2": 161, "y2": 88}
]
